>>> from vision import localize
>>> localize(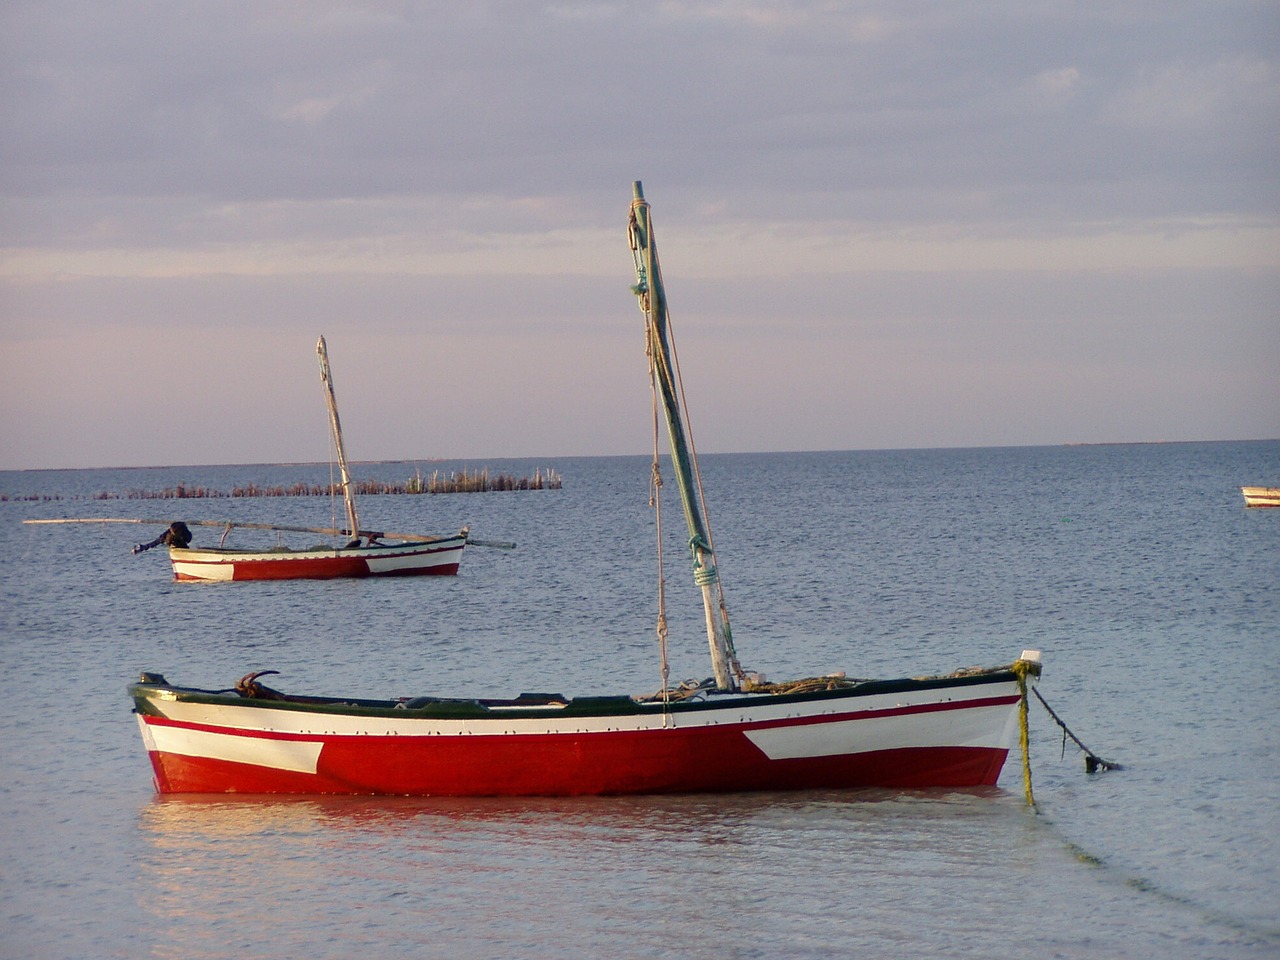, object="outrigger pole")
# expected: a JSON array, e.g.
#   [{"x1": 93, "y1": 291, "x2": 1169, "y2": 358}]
[{"x1": 22, "y1": 517, "x2": 514, "y2": 550}]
